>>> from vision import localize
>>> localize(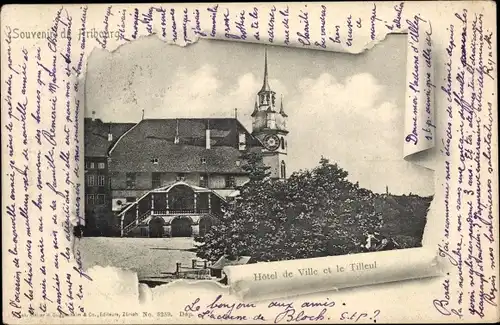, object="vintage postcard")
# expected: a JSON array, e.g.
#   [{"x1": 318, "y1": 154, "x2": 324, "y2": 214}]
[{"x1": 1, "y1": 1, "x2": 498, "y2": 324}]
